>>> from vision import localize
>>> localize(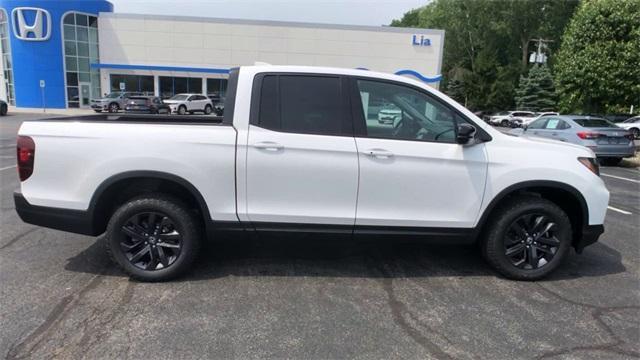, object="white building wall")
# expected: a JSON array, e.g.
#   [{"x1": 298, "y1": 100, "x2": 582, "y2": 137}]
[{"x1": 97, "y1": 13, "x2": 444, "y2": 94}]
